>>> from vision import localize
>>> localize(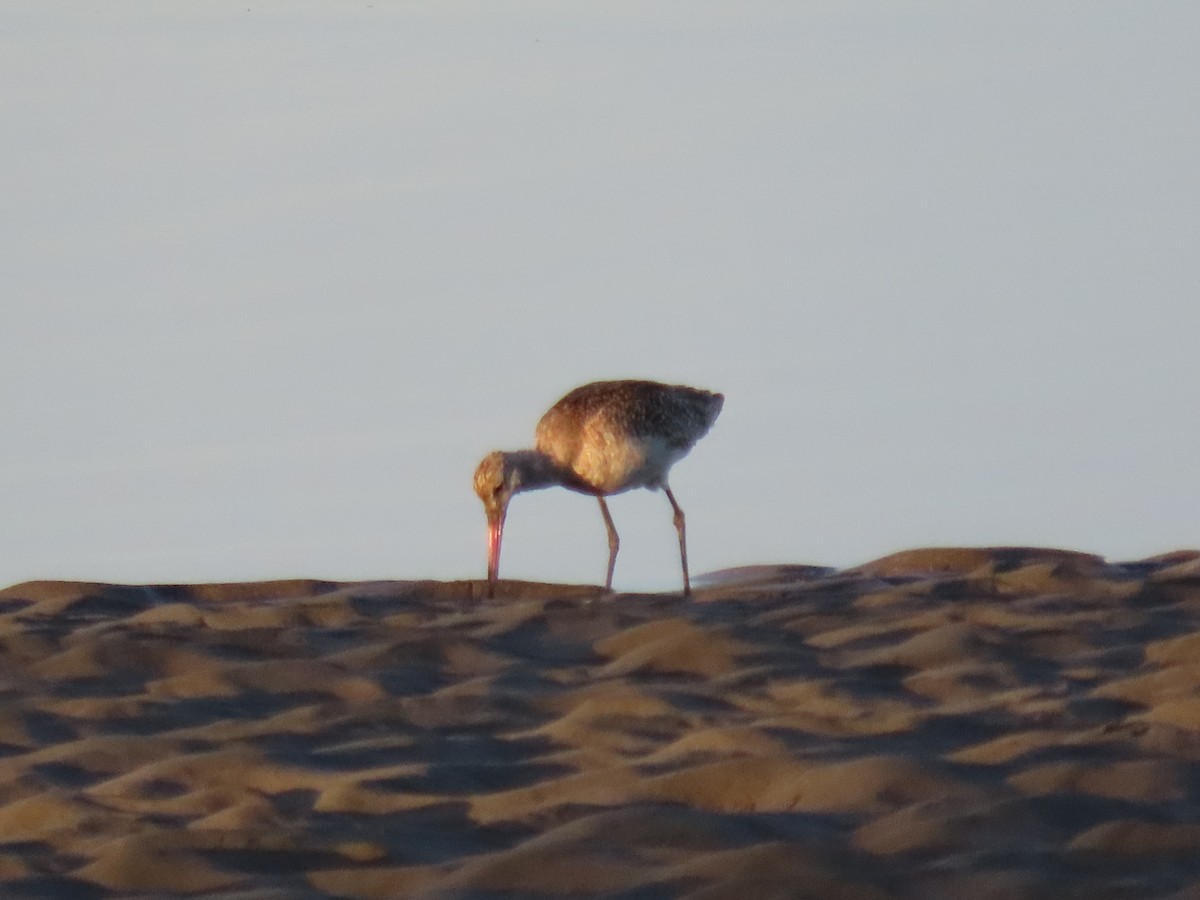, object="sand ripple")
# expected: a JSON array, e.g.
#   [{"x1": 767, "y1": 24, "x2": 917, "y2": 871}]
[{"x1": 2, "y1": 547, "x2": 1200, "y2": 897}]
